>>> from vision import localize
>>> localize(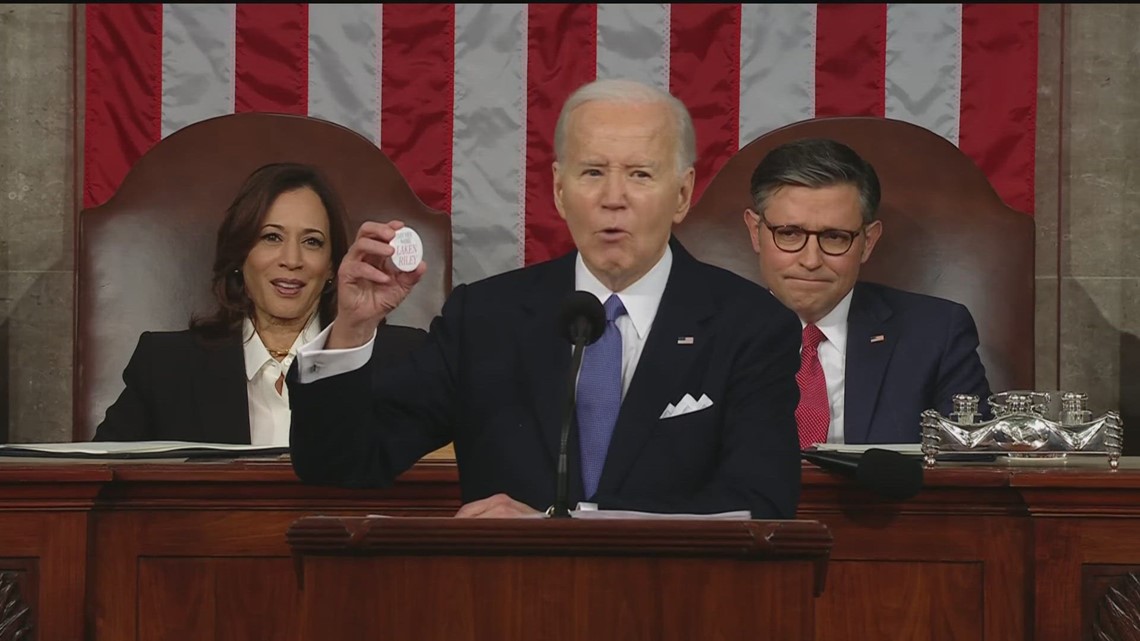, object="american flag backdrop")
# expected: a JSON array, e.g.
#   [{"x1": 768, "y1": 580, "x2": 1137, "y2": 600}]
[{"x1": 84, "y1": 4, "x2": 1038, "y2": 286}]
